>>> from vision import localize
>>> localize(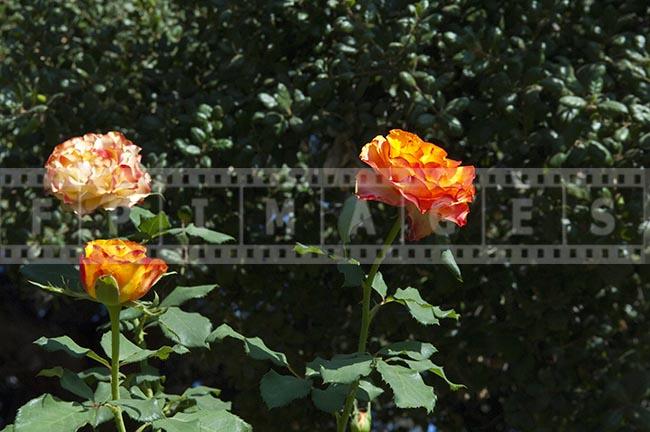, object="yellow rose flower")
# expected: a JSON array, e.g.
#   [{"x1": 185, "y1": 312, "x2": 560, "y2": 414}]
[
  {"x1": 44, "y1": 131, "x2": 151, "y2": 215},
  {"x1": 80, "y1": 239, "x2": 167, "y2": 304}
]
